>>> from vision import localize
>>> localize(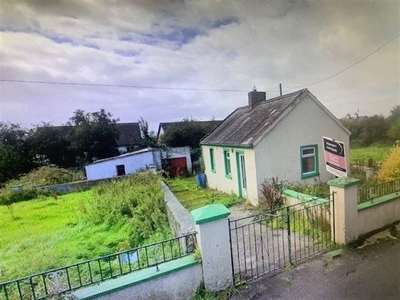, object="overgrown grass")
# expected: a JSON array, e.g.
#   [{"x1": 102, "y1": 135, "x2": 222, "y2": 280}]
[
  {"x1": 166, "y1": 176, "x2": 243, "y2": 211},
  {"x1": 350, "y1": 145, "x2": 392, "y2": 165},
  {"x1": 0, "y1": 172, "x2": 172, "y2": 283}
]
